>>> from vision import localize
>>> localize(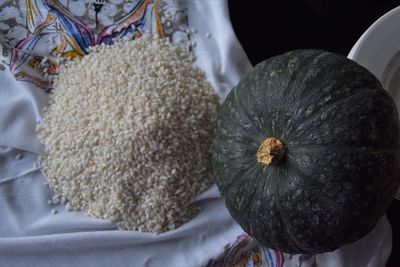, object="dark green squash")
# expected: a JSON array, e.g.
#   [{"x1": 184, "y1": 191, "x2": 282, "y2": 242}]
[{"x1": 212, "y1": 49, "x2": 400, "y2": 254}]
